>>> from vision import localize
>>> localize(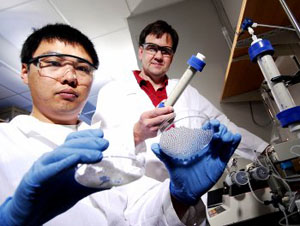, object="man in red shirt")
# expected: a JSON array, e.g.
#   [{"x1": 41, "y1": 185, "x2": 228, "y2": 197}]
[
  {"x1": 93, "y1": 20, "x2": 267, "y2": 161},
  {"x1": 93, "y1": 20, "x2": 265, "y2": 225}
]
